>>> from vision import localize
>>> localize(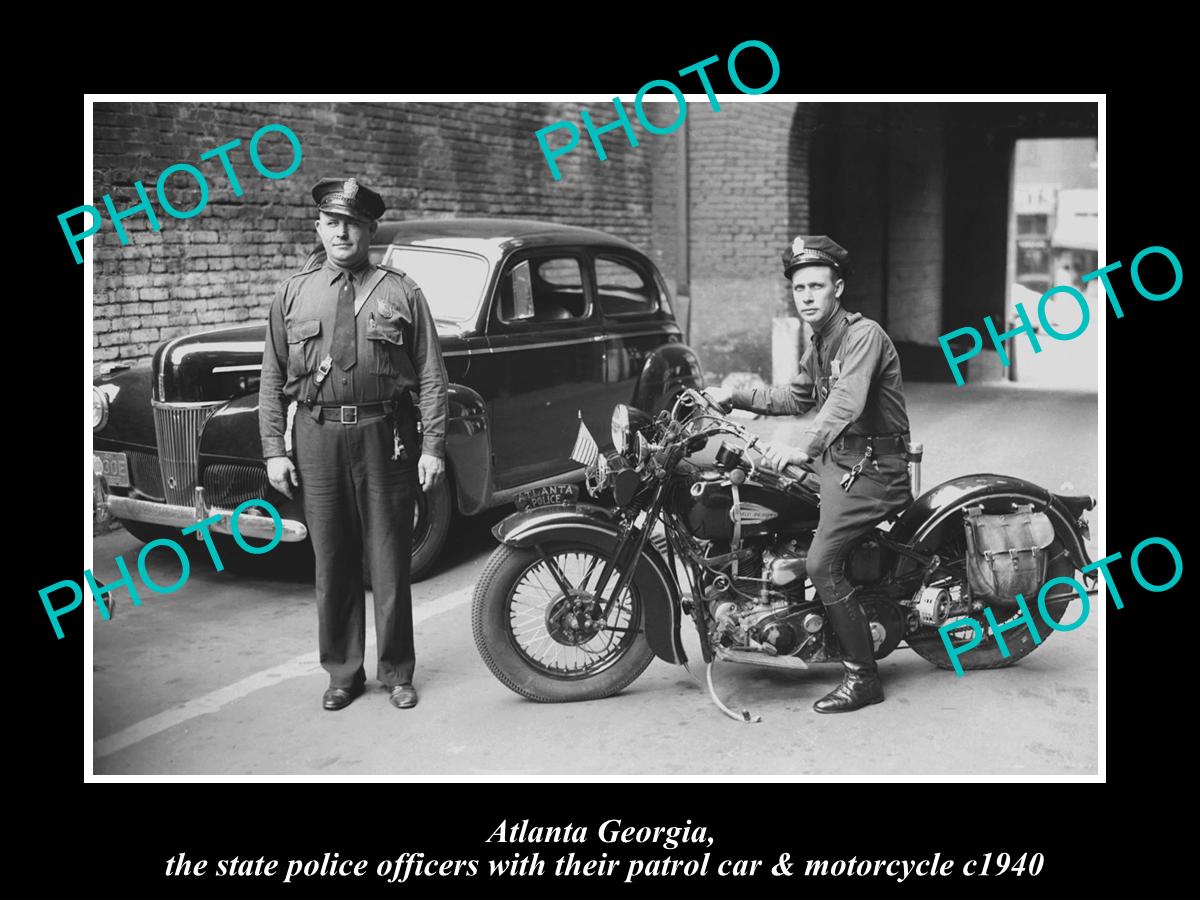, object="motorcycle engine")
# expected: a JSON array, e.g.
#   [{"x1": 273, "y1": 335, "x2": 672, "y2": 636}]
[
  {"x1": 704, "y1": 536, "x2": 904, "y2": 661},
  {"x1": 762, "y1": 537, "x2": 809, "y2": 588},
  {"x1": 706, "y1": 537, "x2": 818, "y2": 657}
]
